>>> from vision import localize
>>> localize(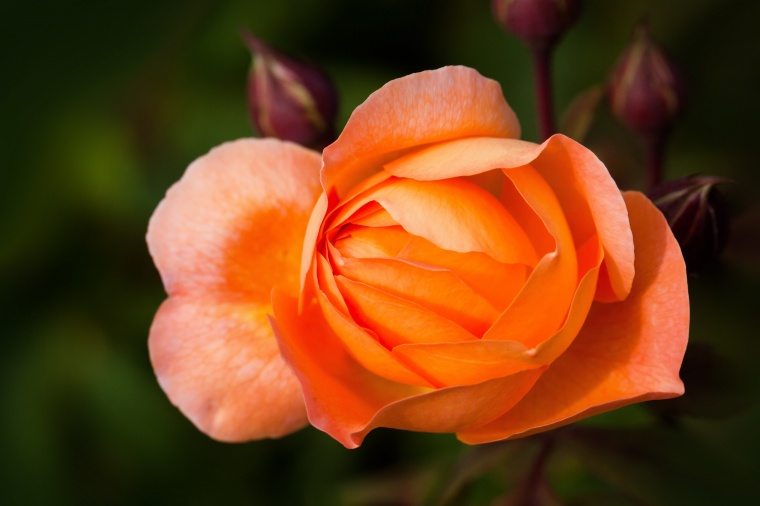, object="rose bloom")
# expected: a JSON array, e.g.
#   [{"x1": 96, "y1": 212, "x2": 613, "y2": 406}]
[{"x1": 148, "y1": 66, "x2": 688, "y2": 448}]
